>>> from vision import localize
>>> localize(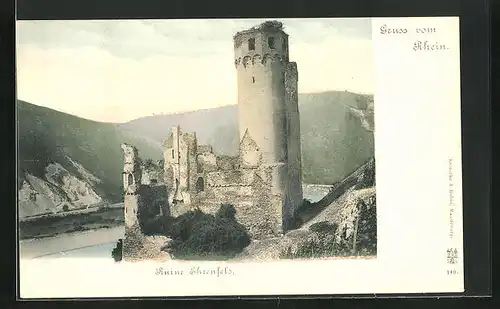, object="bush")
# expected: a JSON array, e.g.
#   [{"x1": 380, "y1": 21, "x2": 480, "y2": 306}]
[
  {"x1": 131, "y1": 204, "x2": 251, "y2": 260},
  {"x1": 111, "y1": 239, "x2": 123, "y2": 262},
  {"x1": 169, "y1": 209, "x2": 209, "y2": 241},
  {"x1": 355, "y1": 160, "x2": 375, "y2": 190},
  {"x1": 354, "y1": 198, "x2": 377, "y2": 255},
  {"x1": 140, "y1": 214, "x2": 173, "y2": 236},
  {"x1": 141, "y1": 216, "x2": 165, "y2": 235},
  {"x1": 216, "y1": 204, "x2": 236, "y2": 220},
  {"x1": 259, "y1": 20, "x2": 284, "y2": 31},
  {"x1": 166, "y1": 205, "x2": 250, "y2": 260},
  {"x1": 309, "y1": 221, "x2": 338, "y2": 235}
]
